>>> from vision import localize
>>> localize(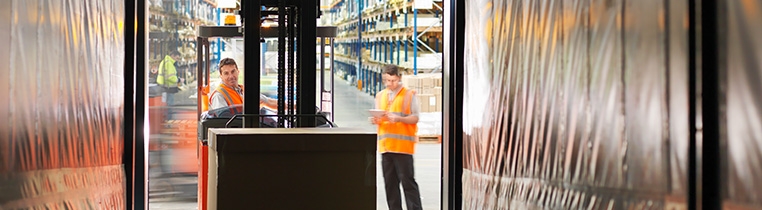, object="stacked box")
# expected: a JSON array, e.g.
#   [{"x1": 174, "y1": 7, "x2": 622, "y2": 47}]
[
  {"x1": 426, "y1": 94, "x2": 438, "y2": 113},
  {"x1": 433, "y1": 76, "x2": 442, "y2": 87},
  {"x1": 434, "y1": 87, "x2": 443, "y2": 112},
  {"x1": 401, "y1": 73, "x2": 444, "y2": 112},
  {"x1": 416, "y1": 94, "x2": 432, "y2": 113}
]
